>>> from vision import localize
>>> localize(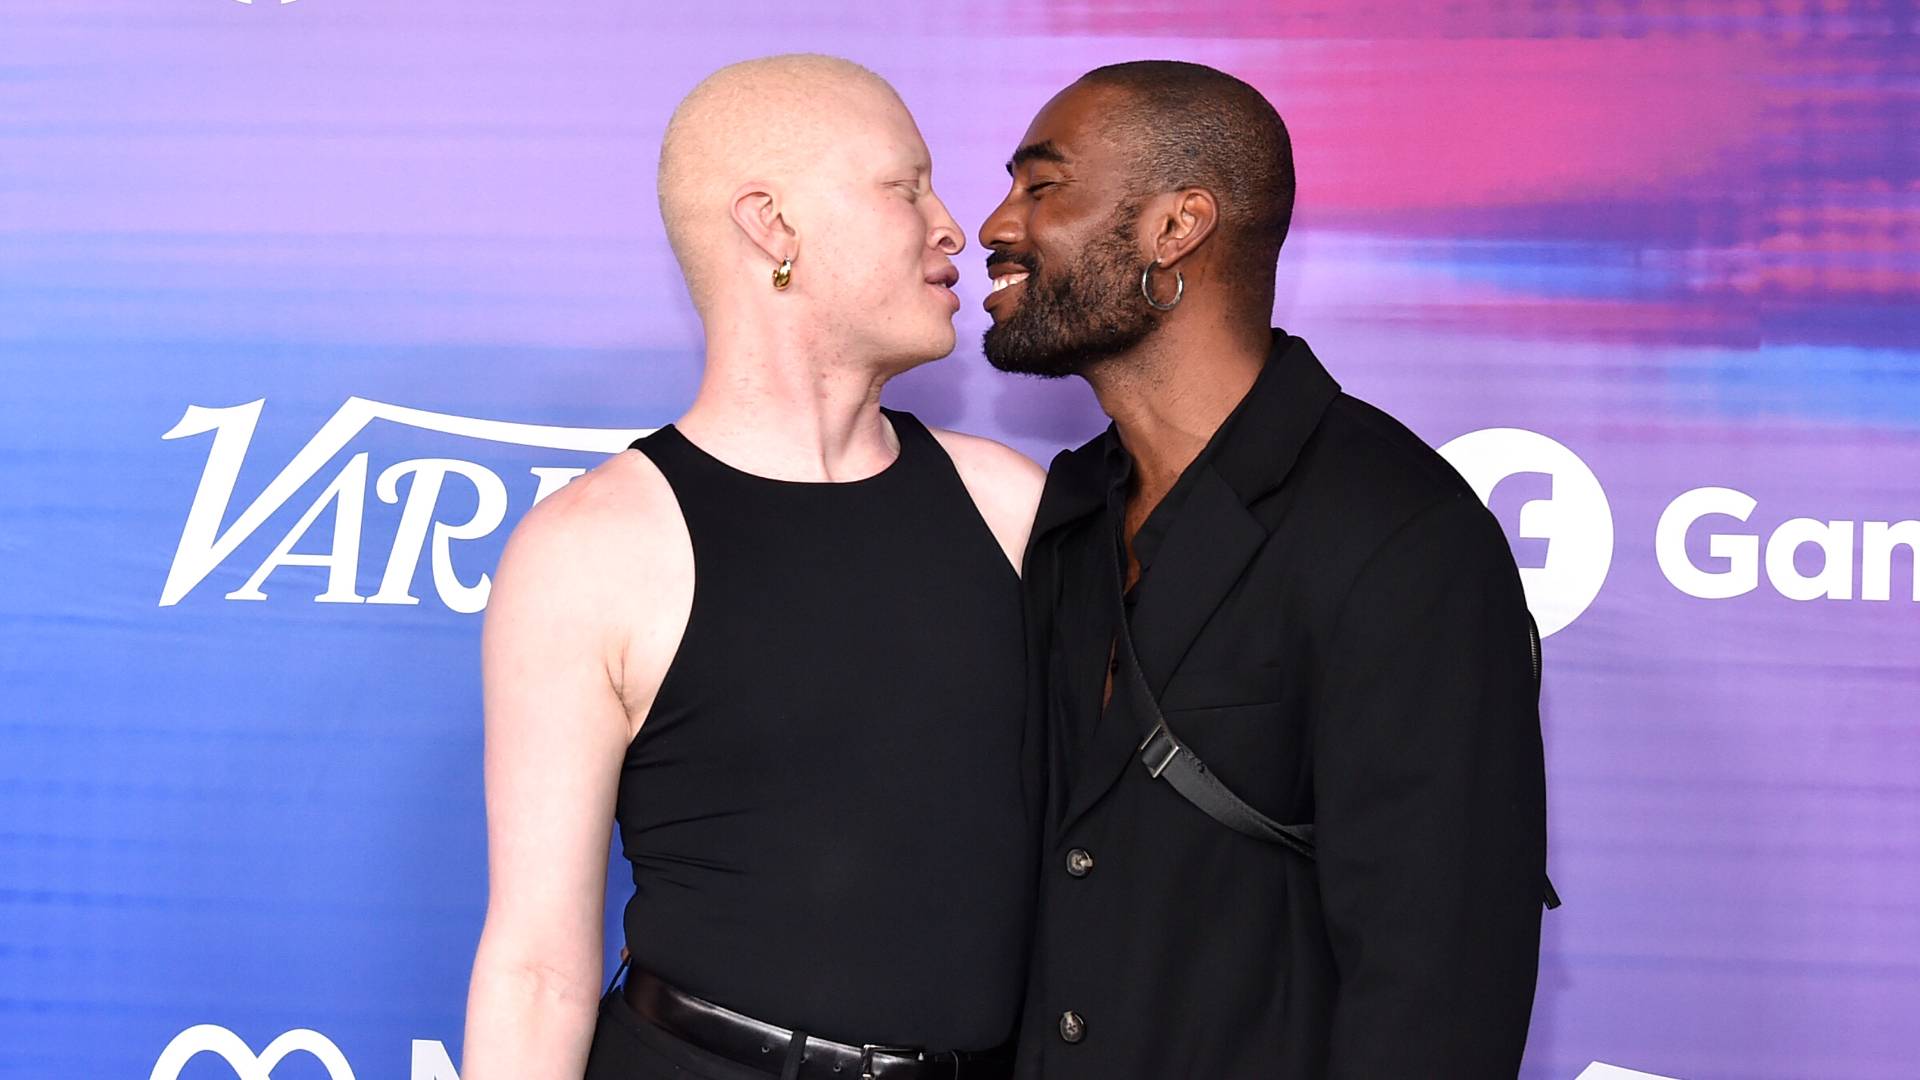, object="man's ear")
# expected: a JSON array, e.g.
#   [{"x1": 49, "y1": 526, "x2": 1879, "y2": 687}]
[
  {"x1": 1148, "y1": 187, "x2": 1219, "y2": 273},
  {"x1": 728, "y1": 182, "x2": 798, "y2": 266}
]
